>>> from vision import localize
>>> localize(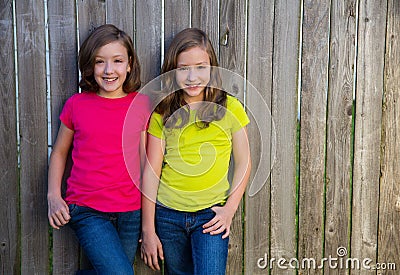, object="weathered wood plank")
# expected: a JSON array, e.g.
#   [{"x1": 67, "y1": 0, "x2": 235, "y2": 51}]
[
  {"x1": 135, "y1": 0, "x2": 162, "y2": 84},
  {"x1": 0, "y1": 1, "x2": 19, "y2": 274},
  {"x1": 164, "y1": 0, "x2": 190, "y2": 55},
  {"x1": 106, "y1": 0, "x2": 134, "y2": 39},
  {"x1": 219, "y1": 0, "x2": 246, "y2": 100},
  {"x1": 191, "y1": 0, "x2": 219, "y2": 59},
  {"x1": 351, "y1": 0, "x2": 387, "y2": 273},
  {"x1": 324, "y1": 1, "x2": 357, "y2": 274},
  {"x1": 47, "y1": 0, "x2": 80, "y2": 274},
  {"x1": 15, "y1": 0, "x2": 49, "y2": 273},
  {"x1": 378, "y1": 0, "x2": 400, "y2": 273},
  {"x1": 298, "y1": 1, "x2": 330, "y2": 274},
  {"x1": 77, "y1": 0, "x2": 106, "y2": 46},
  {"x1": 244, "y1": 0, "x2": 274, "y2": 274},
  {"x1": 219, "y1": 1, "x2": 247, "y2": 274},
  {"x1": 134, "y1": 1, "x2": 162, "y2": 273},
  {"x1": 270, "y1": 0, "x2": 300, "y2": 274}
]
